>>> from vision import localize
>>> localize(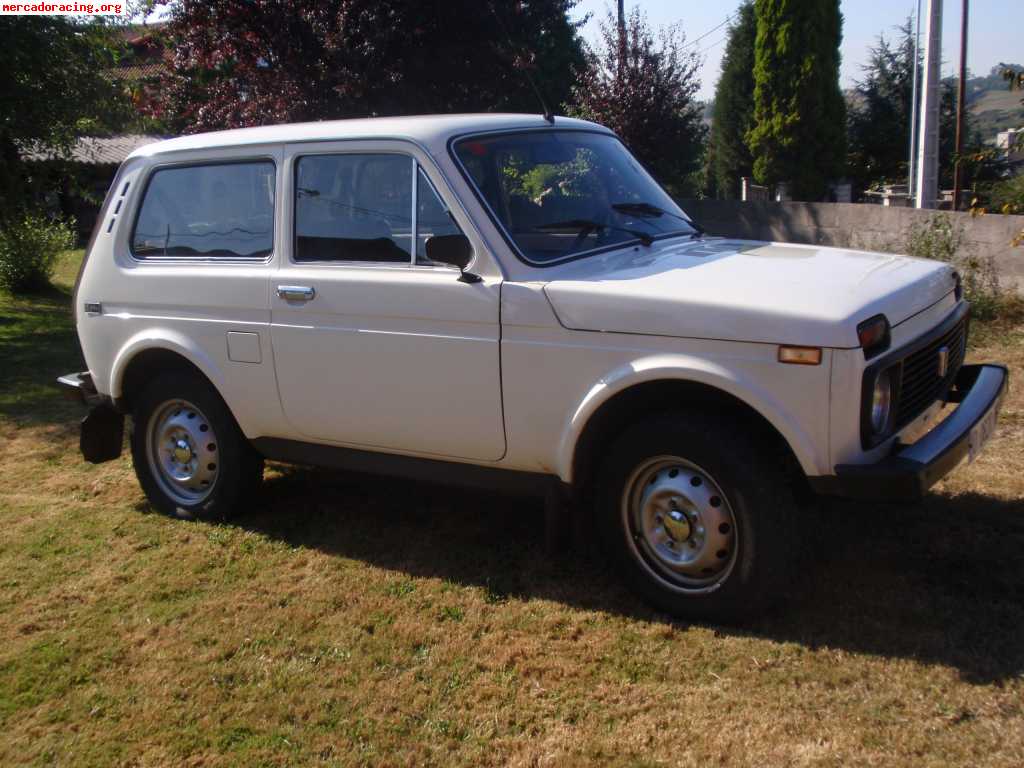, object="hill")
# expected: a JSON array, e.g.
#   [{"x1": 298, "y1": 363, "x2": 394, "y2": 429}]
[{"x1": 968, "y1": 64, "x2": 1024, "y2": 142}]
